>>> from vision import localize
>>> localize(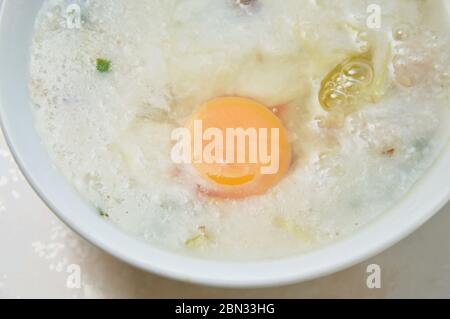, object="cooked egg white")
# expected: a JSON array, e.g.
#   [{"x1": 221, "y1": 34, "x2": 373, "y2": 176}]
[{"x1": 30, "y1": 0, "x2": 450, "y2": 260}]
